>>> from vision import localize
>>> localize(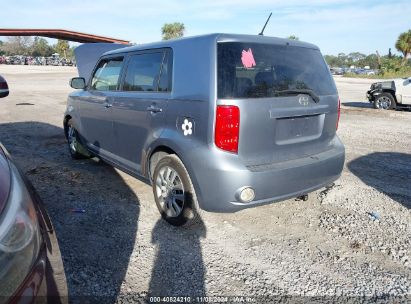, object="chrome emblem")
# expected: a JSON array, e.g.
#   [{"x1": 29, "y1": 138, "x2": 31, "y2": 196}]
[{"x1": 298, "y1": 95, "x2": 310, "y2": 106}]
